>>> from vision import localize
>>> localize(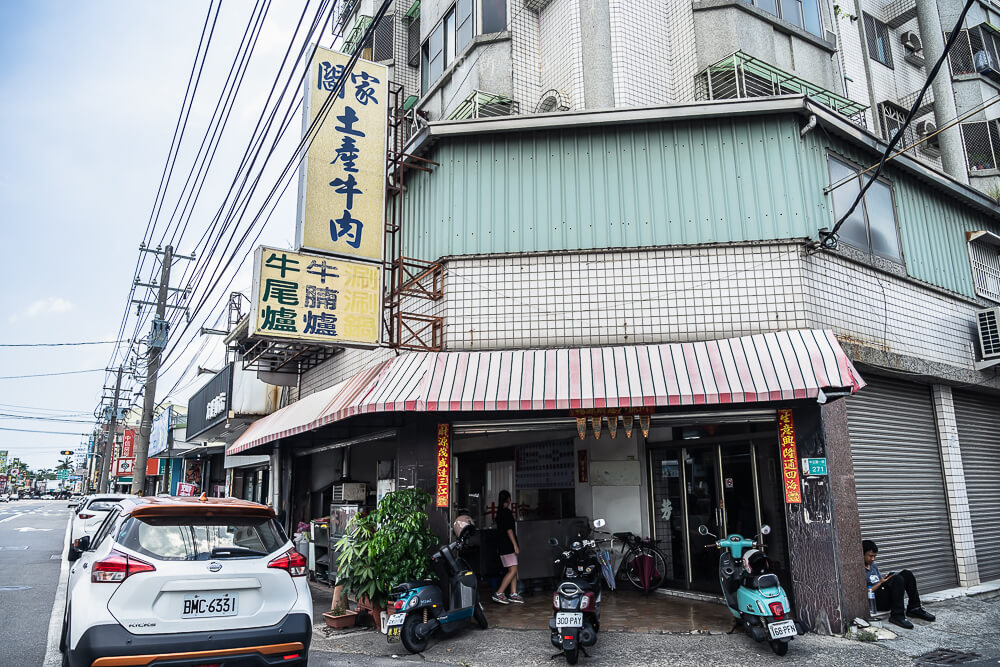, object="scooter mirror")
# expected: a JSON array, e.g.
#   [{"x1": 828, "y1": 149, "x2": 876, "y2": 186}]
[
  {"x1": 697, "y1": 525, "x2": 709, "y2": 536},
  {"x1": 548, "y1": 537, "x2": 559, "y2": 547},
  {"x1": 760, "y1": 525, "x2": 771, "y2": 536},
  {"x1": 593, "y1": 519, "x2": 606, "y2": 529}
]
